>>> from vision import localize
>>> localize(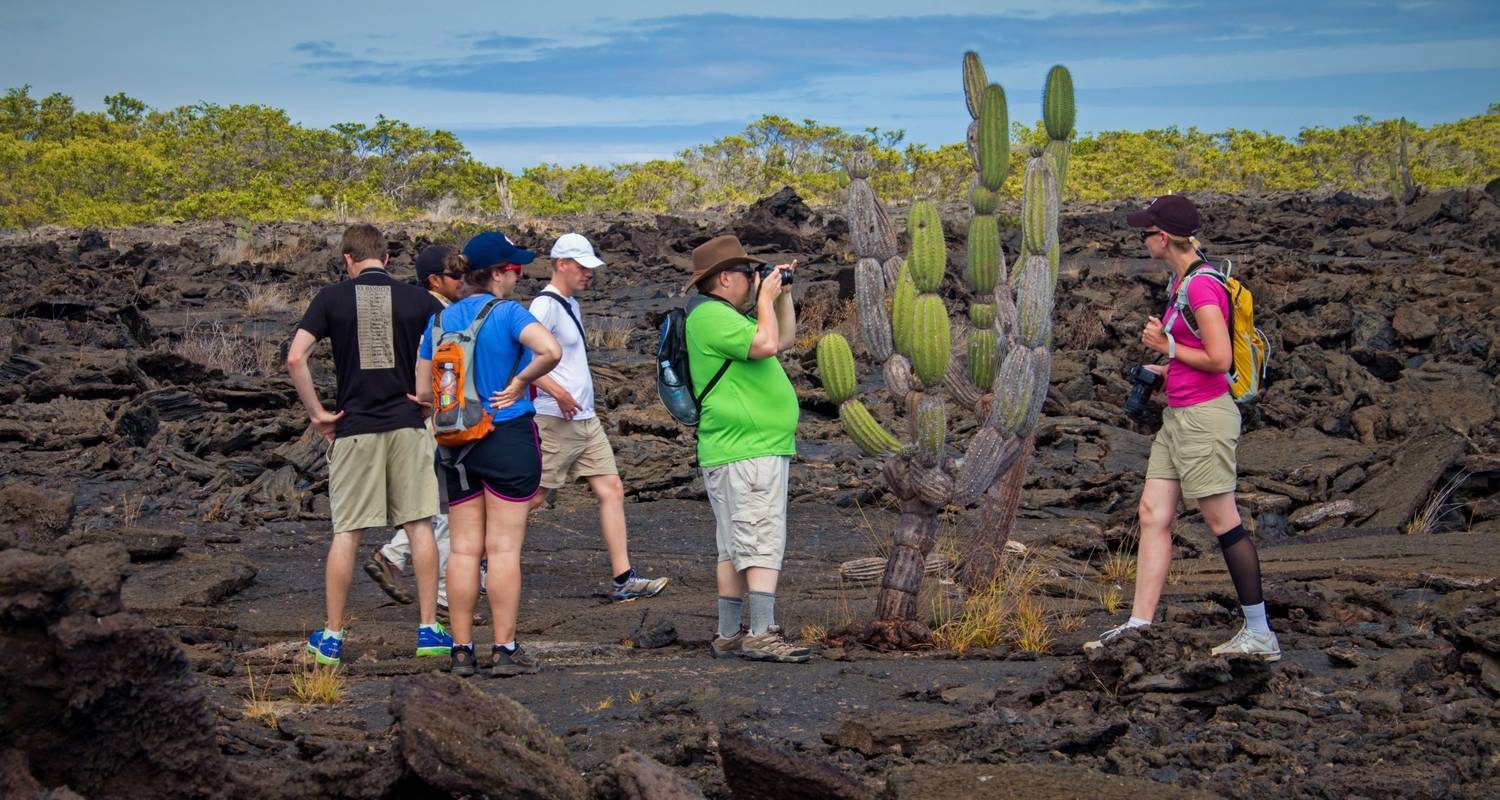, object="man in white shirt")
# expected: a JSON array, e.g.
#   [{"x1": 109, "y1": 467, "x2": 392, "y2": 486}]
[{"x1": 529, "y1": 233, "x2": 669, "y2": 602}]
